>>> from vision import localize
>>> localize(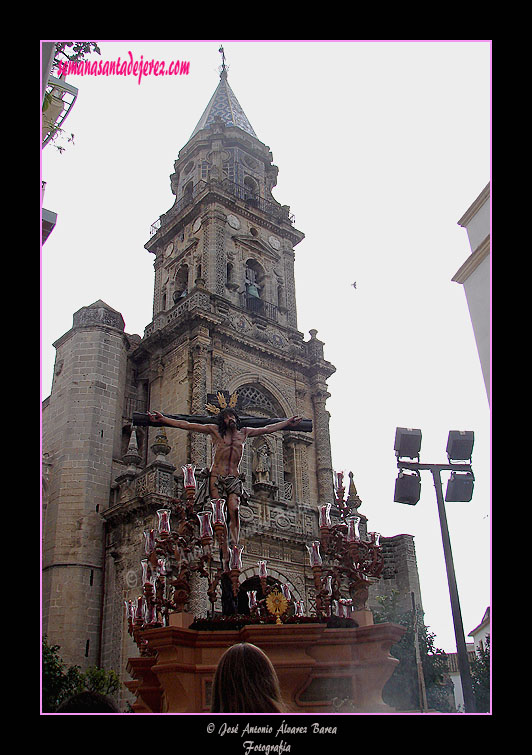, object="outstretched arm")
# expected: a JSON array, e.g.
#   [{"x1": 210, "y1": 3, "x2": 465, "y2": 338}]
[
  {"x1": 245, "y1": 416, "x2": 302, "y2": 437},
  {"x1": 147, "y1": 411, "x2": 217, "y2": 435}
]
